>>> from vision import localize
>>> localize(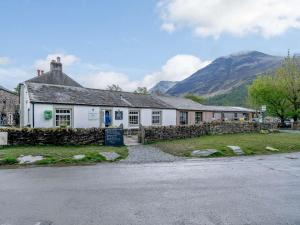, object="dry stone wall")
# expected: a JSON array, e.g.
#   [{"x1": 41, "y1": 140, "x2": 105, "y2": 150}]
[
  {"x1": 292, "y1": 122, "x2": 300, "y2": 130},
  {"x1": 140, "y1": 122, "x2": 278, "y2": 143},
  {"x1": 0, "y1": 128, "x2": 105, "y2": 145}
]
